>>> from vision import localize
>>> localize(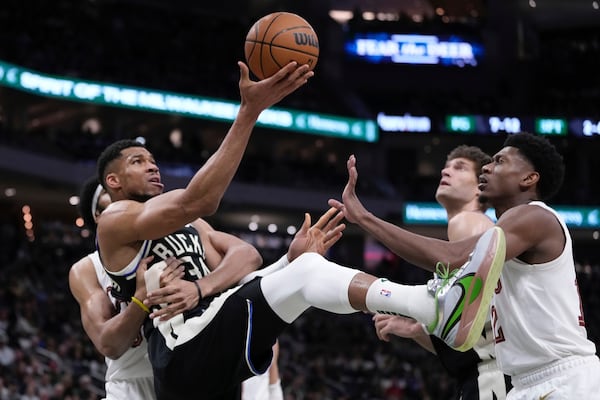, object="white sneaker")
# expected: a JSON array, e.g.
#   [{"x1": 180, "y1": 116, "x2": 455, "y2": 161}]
[{"x1": 427, "y1": 227, "x2": 506, "y2": 351}]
